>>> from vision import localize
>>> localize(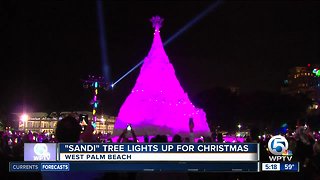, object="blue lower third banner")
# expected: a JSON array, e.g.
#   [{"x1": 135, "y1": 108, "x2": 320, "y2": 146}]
[
  {"x1": 58, "y1": 143, "x2": 259, "y2": 161},
  {"x1": 9, "y1": 162, "x2": 259, "y2": 172}
]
